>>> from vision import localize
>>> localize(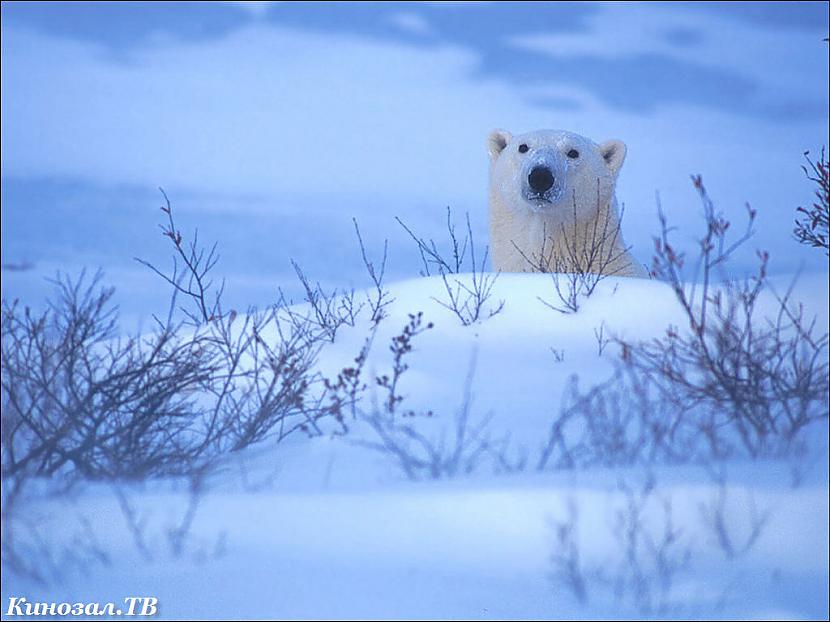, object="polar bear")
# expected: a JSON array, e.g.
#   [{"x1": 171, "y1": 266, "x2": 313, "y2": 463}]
[{"x1": 488, "y1": 128, "x2": 644, "y2": 277}]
